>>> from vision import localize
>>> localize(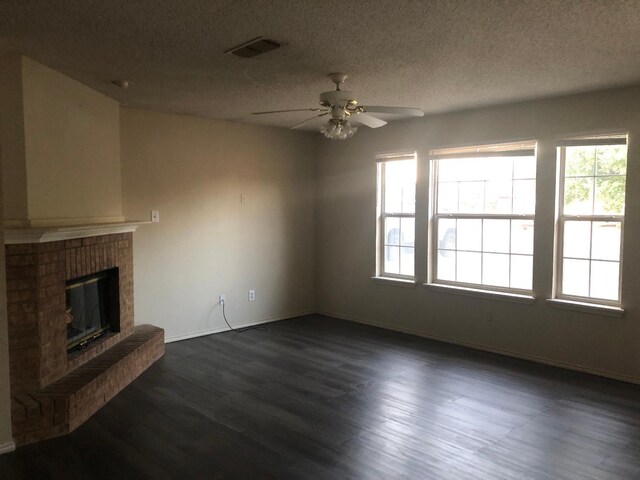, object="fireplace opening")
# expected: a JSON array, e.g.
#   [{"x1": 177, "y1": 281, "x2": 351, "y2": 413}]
[{"x1": 66, "y1": 268, "x2": 120, "y2": 352}]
